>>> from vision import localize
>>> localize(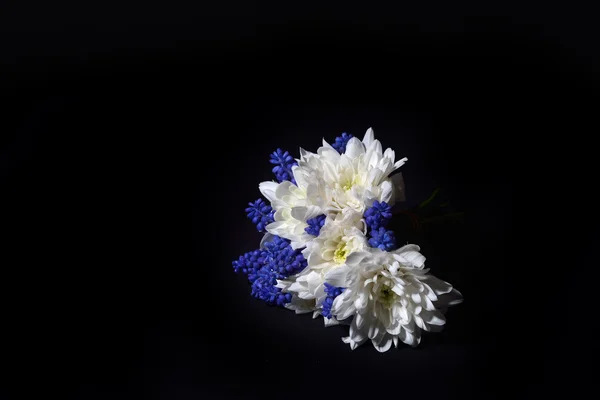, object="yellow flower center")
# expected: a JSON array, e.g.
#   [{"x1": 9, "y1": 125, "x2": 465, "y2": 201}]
[
  {"x1": 341, "y1": 175, "x2": 359, "y2": 192},
  {"x1": 378, "y1": 285, "x2": 397, "y2": 308},
  {"x1": 333, "y1": 242, "x2": 349, "y2": 264}
]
